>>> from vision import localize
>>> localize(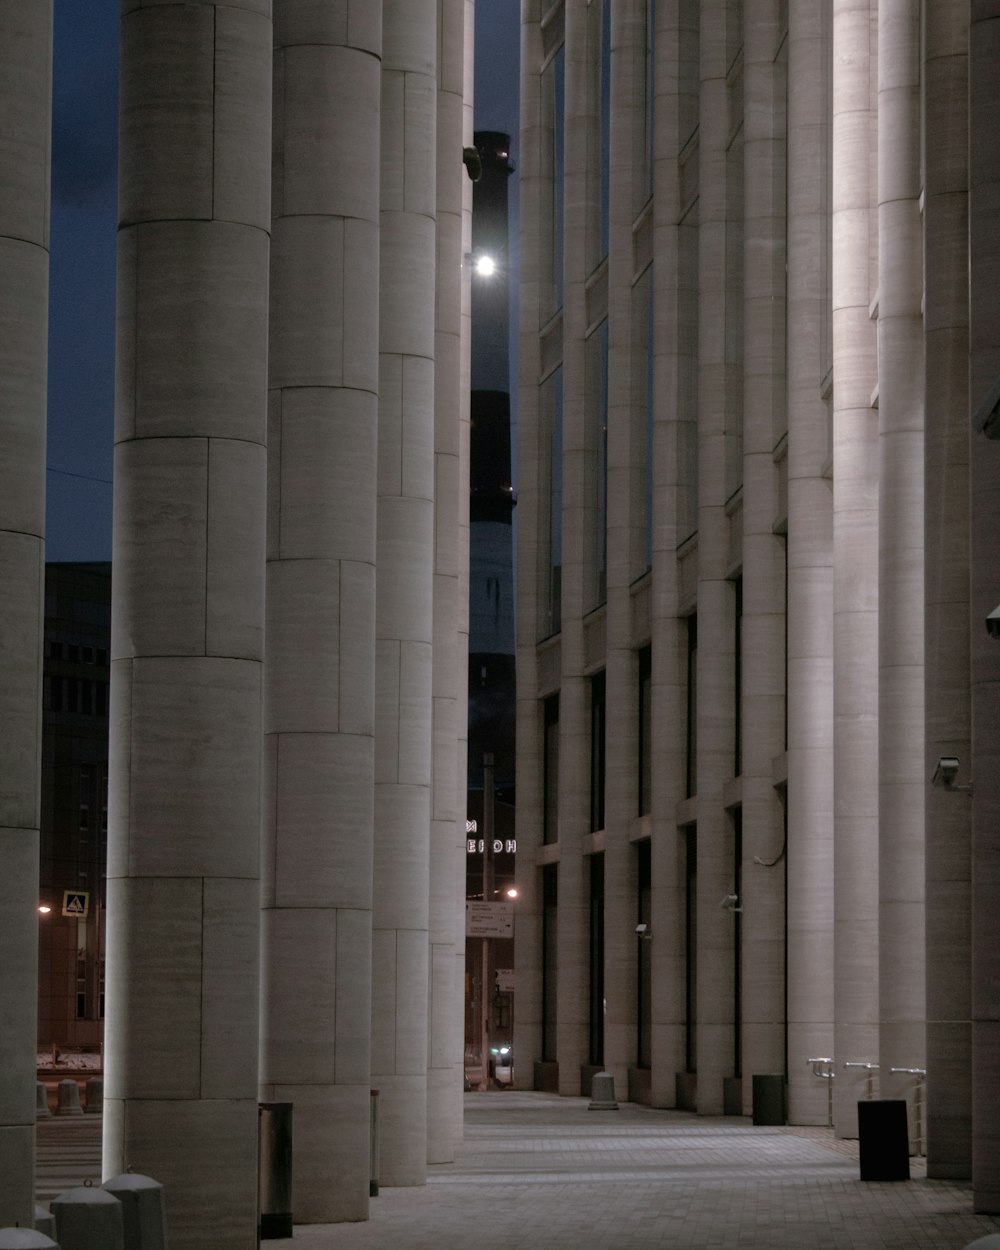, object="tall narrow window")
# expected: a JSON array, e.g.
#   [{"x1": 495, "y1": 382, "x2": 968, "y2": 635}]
[
  {"x1": 540, "y1": 367, "x2": 563, "y2": 638},
  {"x1": 685, "y1": 615, "x2": 698, "y2": 798},
  {"x1": 638, "y1": 646, "x2": 652, "y2": 816},
  {"x1": 541, "y1": 43, "x2": 566, "y2": 320},
  {"x1": 543, "y1": 694, "x2": 560, "y2": 845},
  {"x1": 731, "y1": 807, "x2": 743, "y2": 1078},
  {"x1": 734, "y1": 576, "x2": 743, "y2": 776},
  {"x1": 585, "y1": 321, "x2": 609, "y2": 608},
  {"x1": 684, "y1": 825, "x2": 698, "y2": 1072},
  {"x1": 542, "y1": 864, "x2": 559, "y2": 1062},
  {"x1": 599, "y1": 0, "x2": 611, "y2": 258},
  {"x1": 643, "y1": 0, "x2": 656, "y2": 202},
  {"x1": 589, "y1": 854, "x2": 605, "y2": 1066},
  {"x1": 636, "y1": 839, "x2": 652, "y2": 1068},
  {"x1": 590, "y1": 671, "x2": 606, "y2": 832}
]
